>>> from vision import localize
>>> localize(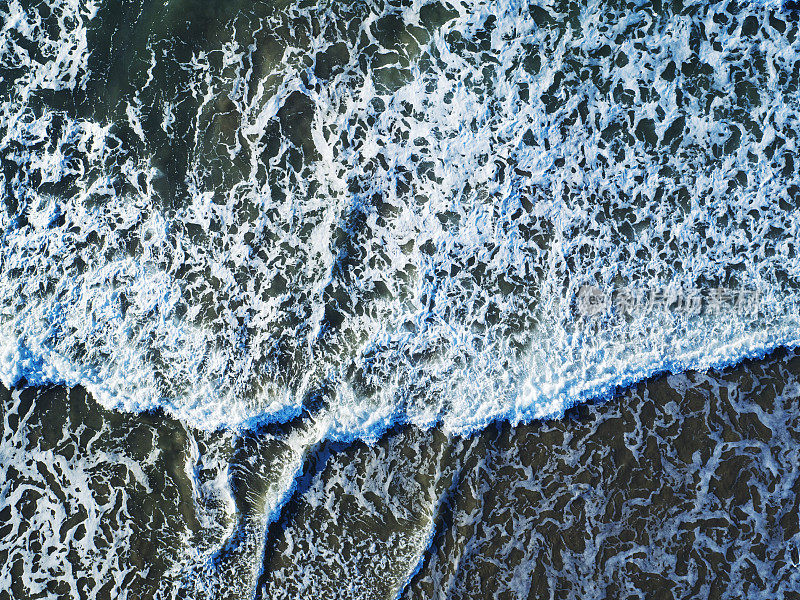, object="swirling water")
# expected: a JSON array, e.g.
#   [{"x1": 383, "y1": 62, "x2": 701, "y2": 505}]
[
  {"x1": 2, "y1": 0, "x2": 800, "y2": 436},
  {"x1": 3, "y1": 351, "x2": 800, "y2": 598},
  {"x1": 1, "y1": 0, "x2": 800, "y2": 597}
]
